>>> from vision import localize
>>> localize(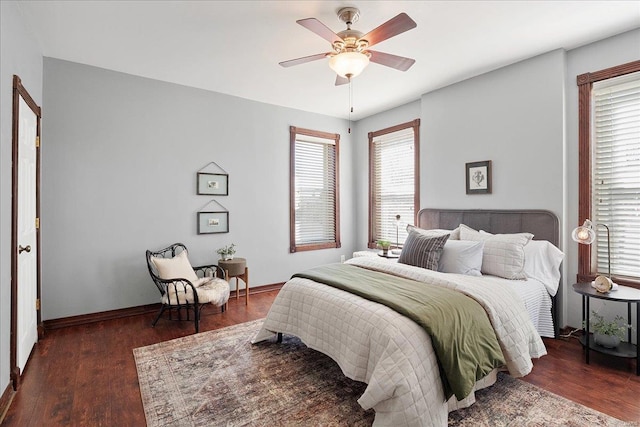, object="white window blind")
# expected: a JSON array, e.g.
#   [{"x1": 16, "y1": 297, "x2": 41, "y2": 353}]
[
  {"x1": 371, "y1": 126, "x2": 416, "y2": 246},
  {"x1": 592, "y1": 71, "x2": 640, "y2": 278},
  {"x1": 294, "y1": 134, "x2": 337, "y2": 247}
]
